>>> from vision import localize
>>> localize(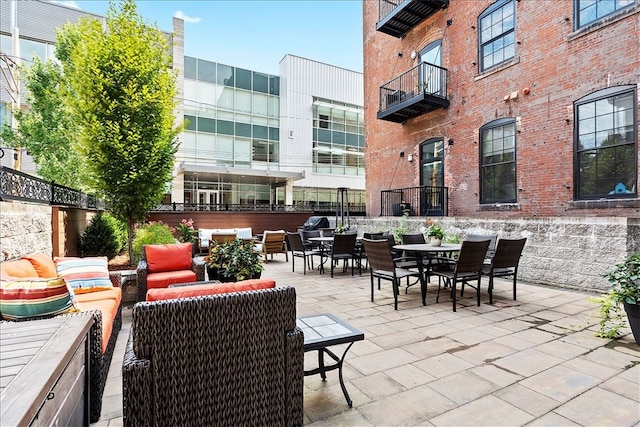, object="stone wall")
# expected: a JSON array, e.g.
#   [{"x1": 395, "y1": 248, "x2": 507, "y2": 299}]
[
  {"x1": 0, "y1": 202, "x2": 53, "y2": 261},
  {"x1": 338, "y1": 216, "x2": 640, "y2": 293}
]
